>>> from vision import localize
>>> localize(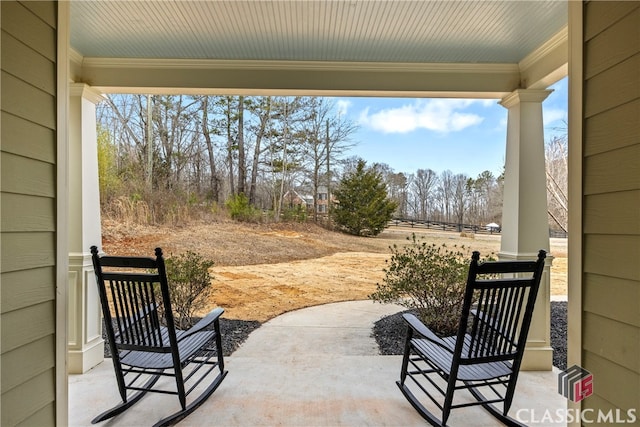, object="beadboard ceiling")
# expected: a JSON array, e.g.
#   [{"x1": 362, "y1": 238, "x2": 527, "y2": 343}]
[{"x1": 70, "y1": 1, "x2": 567, "y2": 64}]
